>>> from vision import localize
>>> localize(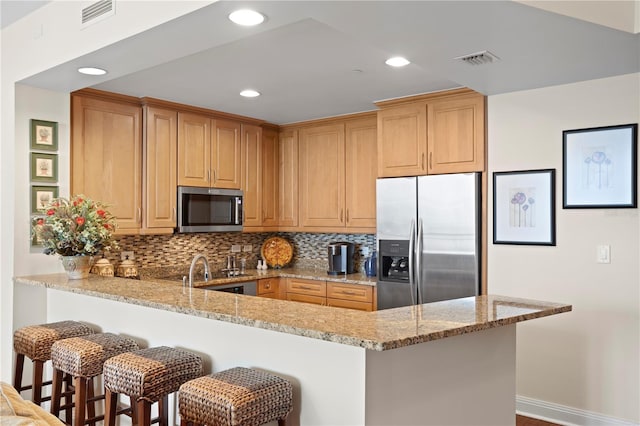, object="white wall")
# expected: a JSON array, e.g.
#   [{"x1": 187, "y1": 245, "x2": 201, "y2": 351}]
[
  {"x1": 0, "y1": 0, "x2": 213, "y2": 382},
  {"x1": 488, "y1": 73, "x2": 640, "y2": 424}
]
